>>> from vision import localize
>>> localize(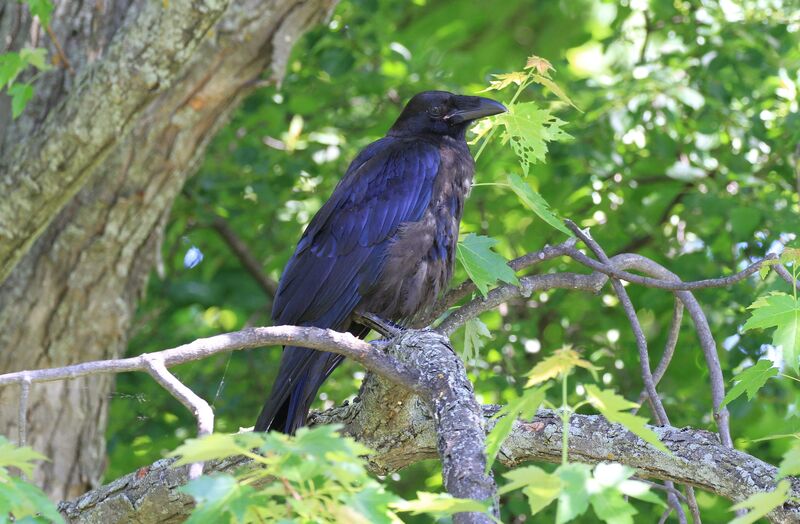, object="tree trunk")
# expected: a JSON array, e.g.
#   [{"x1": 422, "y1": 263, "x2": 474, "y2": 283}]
[{"x1": 0, "y1": 0, "x2": 334, "y2": 500}]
